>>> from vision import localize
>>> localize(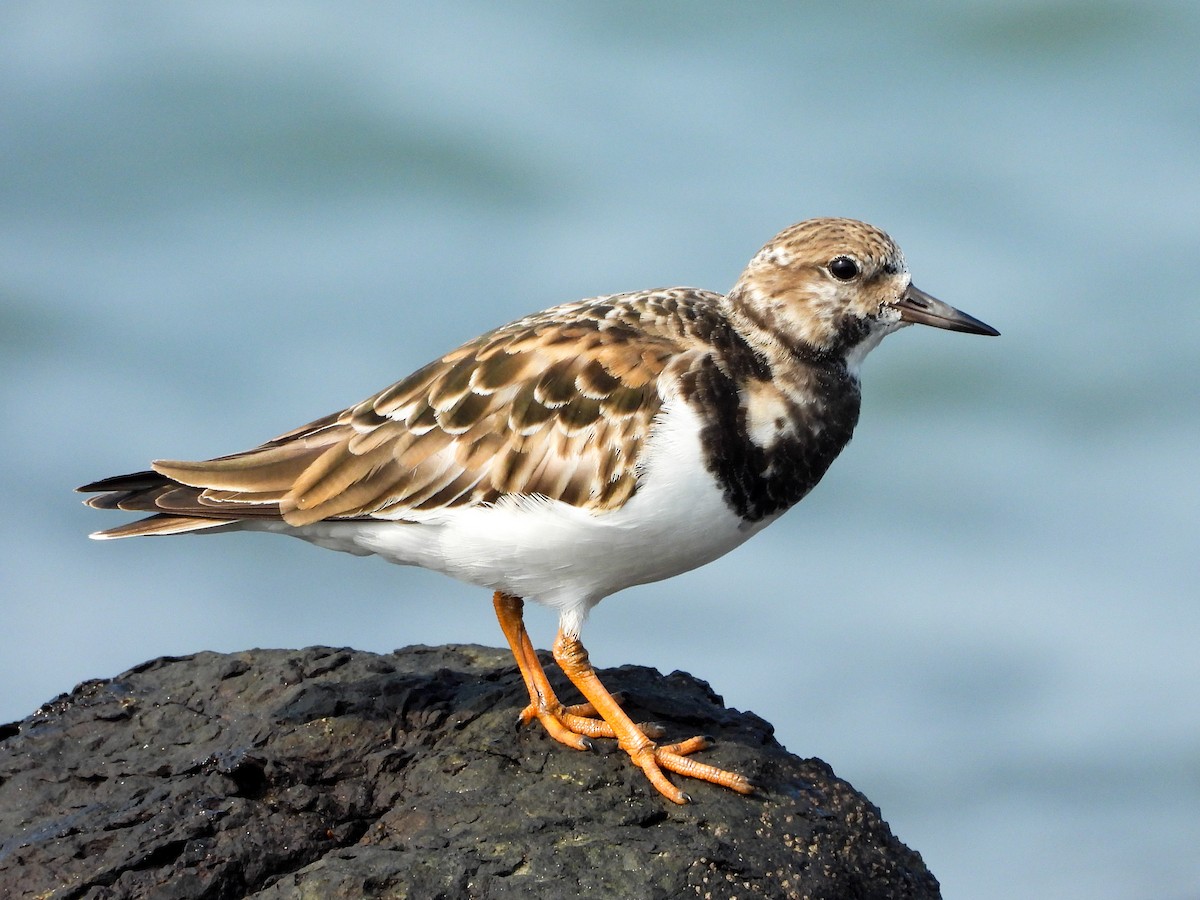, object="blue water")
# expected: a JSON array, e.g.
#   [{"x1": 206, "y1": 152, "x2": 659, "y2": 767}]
[{"x1": 3, "y1": 4, "x2": 1198, "y2": 897}]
